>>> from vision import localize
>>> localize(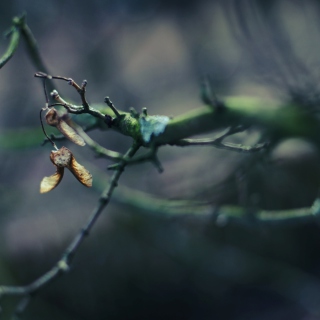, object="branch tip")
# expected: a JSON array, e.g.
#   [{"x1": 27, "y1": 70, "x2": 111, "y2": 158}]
[
  {"x1": 57, "y1": 260, "x2": 70, "y2": 272},
  {"x1": 129, "y1": 107, "x2": 139, "y2": 118},
  {"x1": 50, "y1": 90, "x2": 59, "y2": 99},
  {"x1": 104, "y1": 96, "x2": 120, "y2": 117},
  {"x1": 34, "y1": 71, "x2": 52, "y2": 79},
  {"x1": 81, "y1": 79, "x2": 87, "y2": 89}
]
